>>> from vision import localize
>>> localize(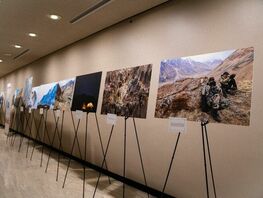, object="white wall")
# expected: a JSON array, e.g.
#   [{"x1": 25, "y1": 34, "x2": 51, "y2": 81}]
[{"x1": 1, "y1": 0, "x2": 263, "y2": 197}]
